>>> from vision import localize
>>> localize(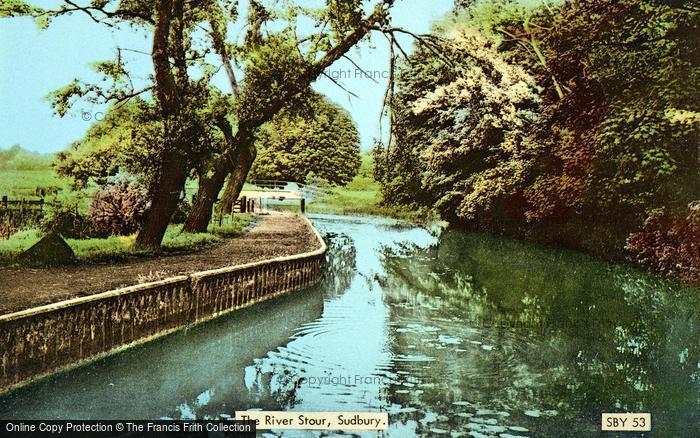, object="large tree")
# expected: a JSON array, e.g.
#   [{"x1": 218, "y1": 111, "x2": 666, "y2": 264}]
[
  {"x1": 377, "y1": 17, "x2": 540, "y2": 226},
  {"x1": 250, "y1": 93, "x2": 361, "y2": 186},
  {"x1": 6, "y1": 0, "x2": 438, "y2": 242},
  {"x1": 5, "y1": 0, "x2": 232, "y2": 247},
  {"x1": 54, "y1": 97, "x2": 224, "y2": 191},
  {"x1": 182, "y1": 0, "x2": 400, "y2": 232}
]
